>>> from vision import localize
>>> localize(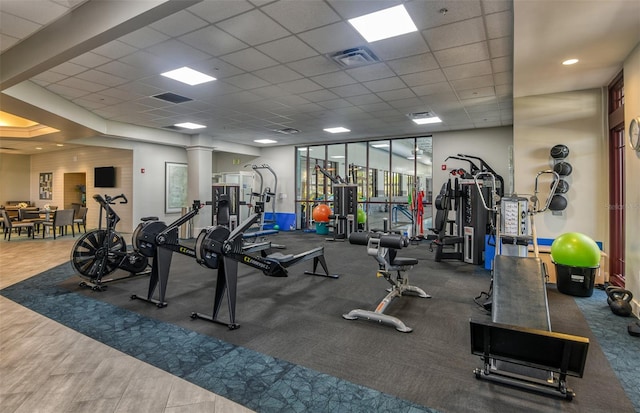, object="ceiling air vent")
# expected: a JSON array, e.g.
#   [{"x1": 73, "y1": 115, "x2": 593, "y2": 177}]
[
  {"x1": 329, "y1": 46, "x2": 379, "y2": 68},
  {"x1": 275, "y1": 127, "x2": 301, "y2": 135},
  {"x1": 152, "y1": 92, "x2": 193, "y2": 104}
]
